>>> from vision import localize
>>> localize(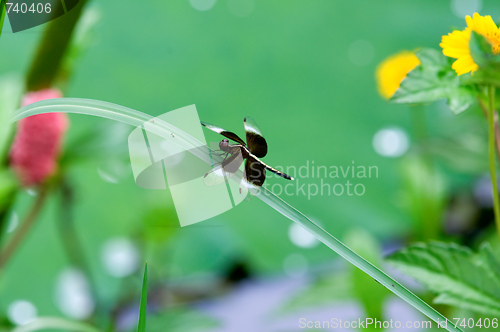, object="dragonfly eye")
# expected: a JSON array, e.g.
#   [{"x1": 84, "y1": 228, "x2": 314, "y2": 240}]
[{"x1": 219, "y1": 139, "x2": 229, "y2": 150}]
